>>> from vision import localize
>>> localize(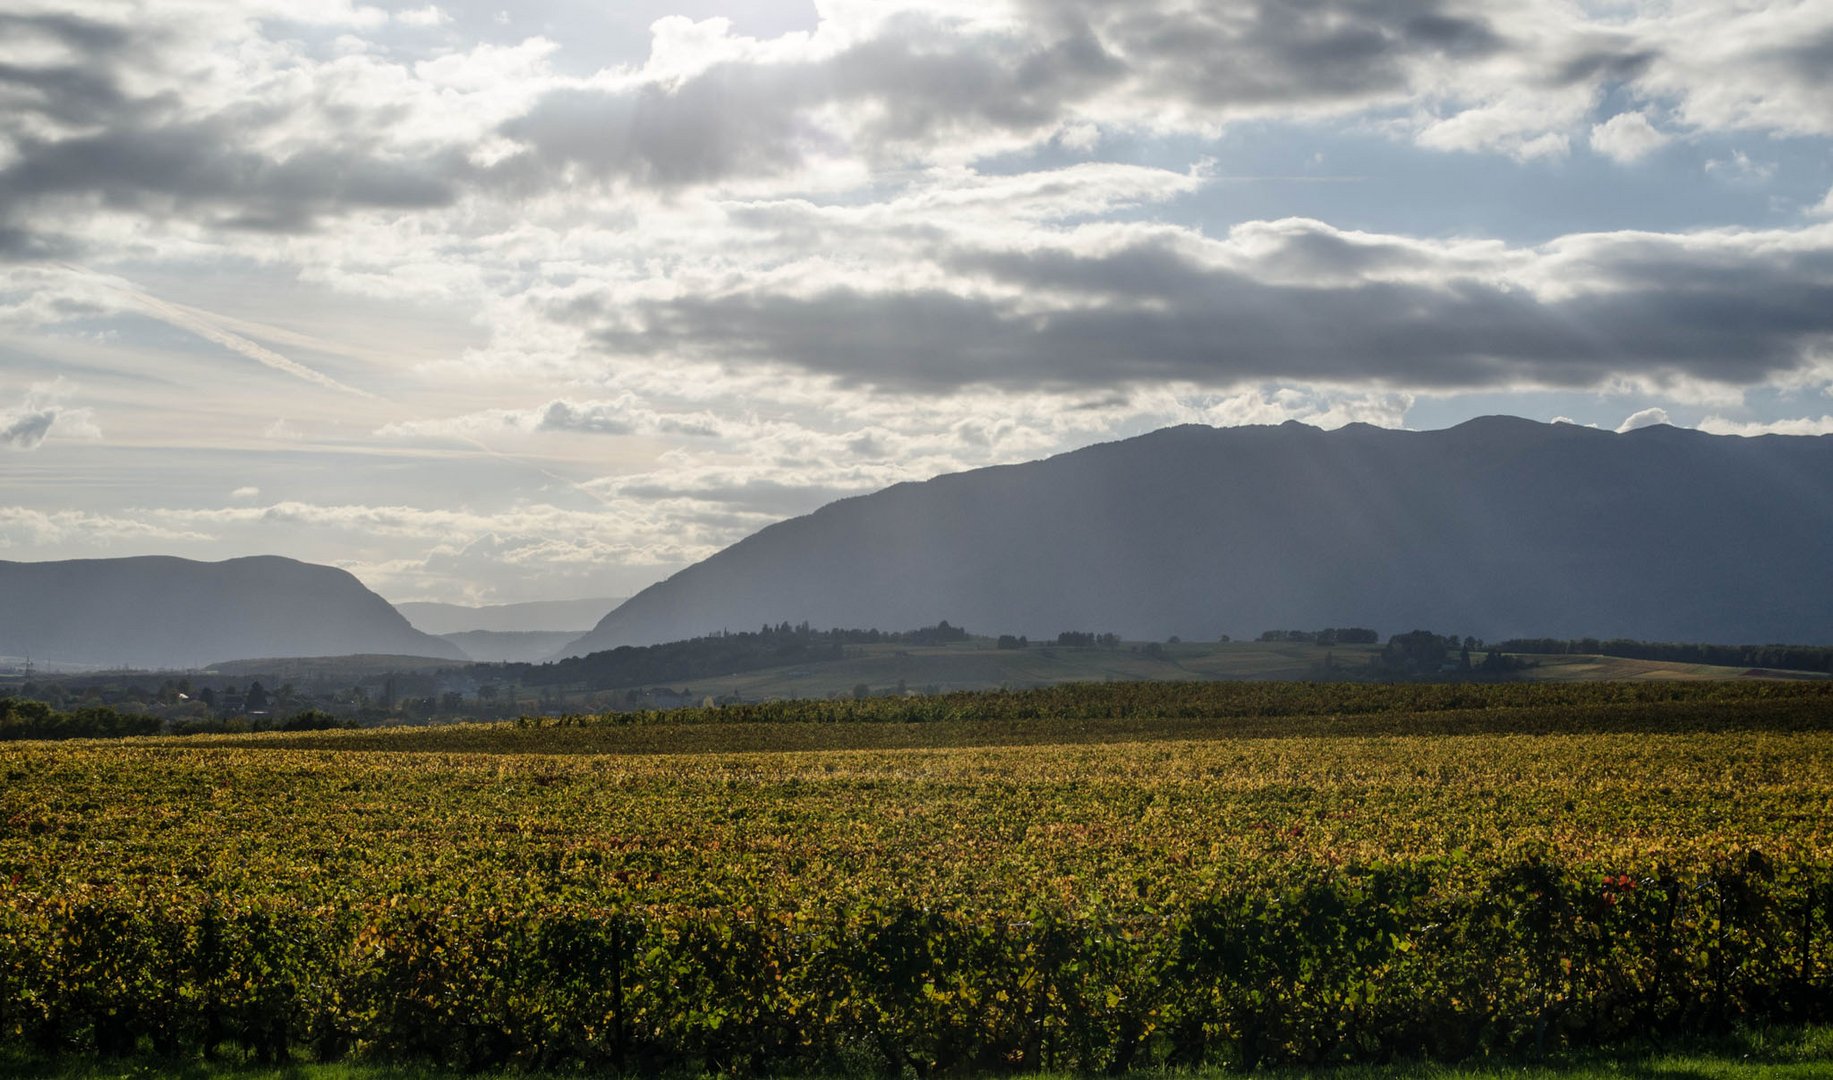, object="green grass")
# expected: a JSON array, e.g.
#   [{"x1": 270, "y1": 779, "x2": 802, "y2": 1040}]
[{"x1": 6, "y1": 1025, "x2": 1831, "y2": 1078}]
